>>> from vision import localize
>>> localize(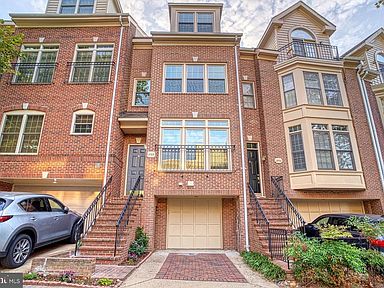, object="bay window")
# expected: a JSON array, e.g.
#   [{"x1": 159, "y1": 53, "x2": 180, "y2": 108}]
[
  {"x1": 332, "y1": 125, "x2": 355, "y2": 170},
  {"x1": 282, "y1": 73, "x2": 297, "y2": 108},
  {"x1": 304, "y1": 72, "x2": 323, "y2": 105},
  {"x1": 0, "y1": 112, "x2": 44, "y2": 154},
  {"x1": 159, "y1": 119, "x2": 231, "y2": 171},
  {"x1": 289, "y1": 125, "x2": 306, "y2": 171},
  {"x1": 312, "y1": 124, "x2": 334, "y2": 169}
]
